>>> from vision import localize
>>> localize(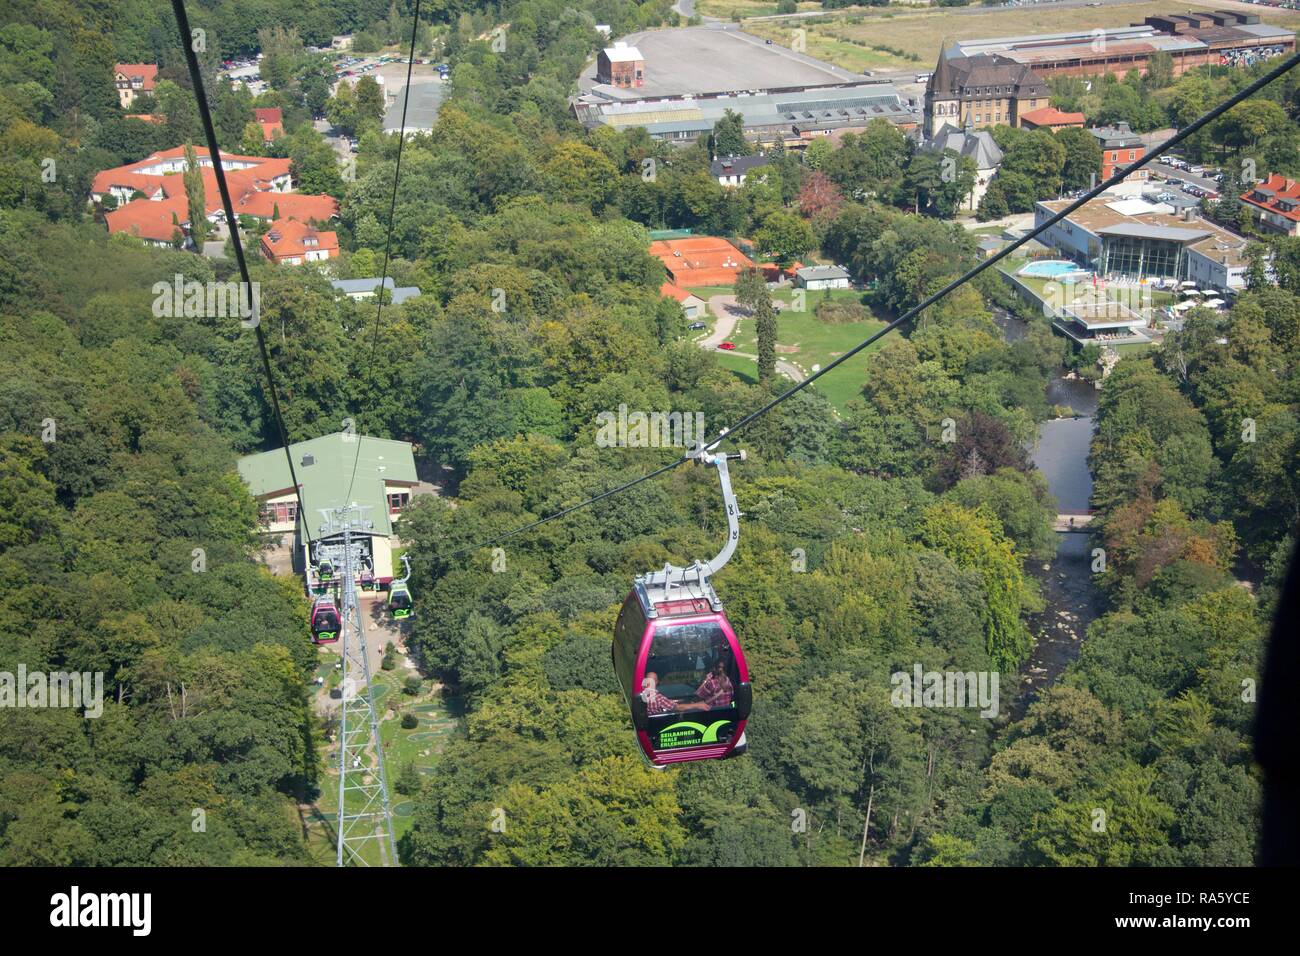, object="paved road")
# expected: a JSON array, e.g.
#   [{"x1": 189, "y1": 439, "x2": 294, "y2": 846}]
[
  {"x1": 313, "y1": 118, "x2": 352, "y2": 162},
  {"x1": 962, "y1": 211, "x2": 1034, "y2": 232},
  {"x1": 702, "y1": 294, "x2": 804, "y2": 382},
  {"x1": 701, "y1": 293, "x2": 742, "y2": 348}
]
